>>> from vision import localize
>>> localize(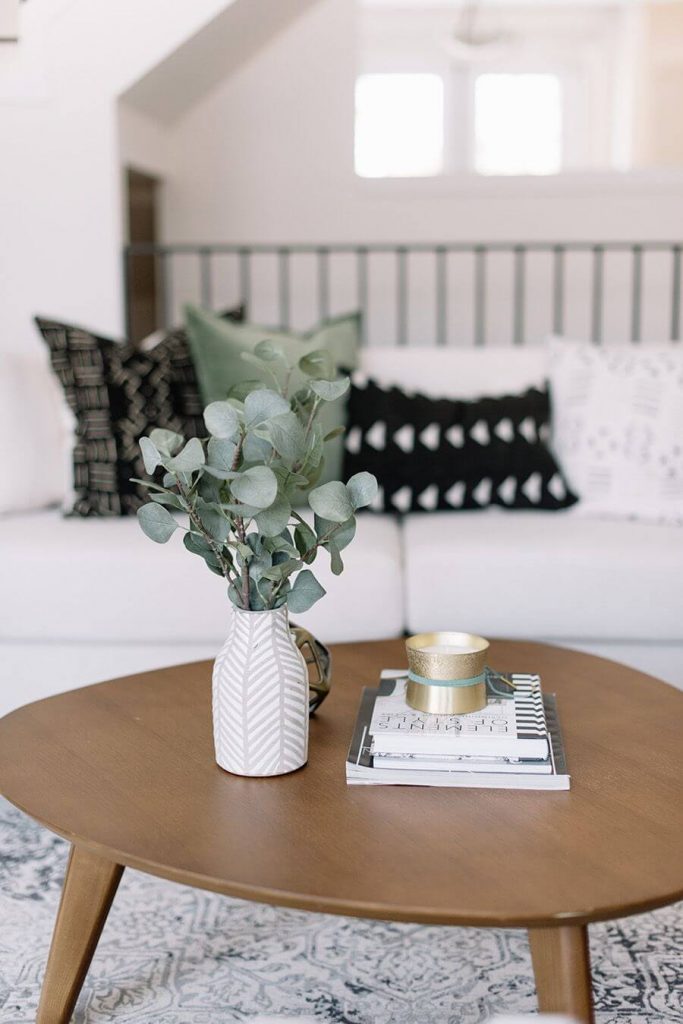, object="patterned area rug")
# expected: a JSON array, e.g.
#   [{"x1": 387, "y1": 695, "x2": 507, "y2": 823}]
[{"x1": 0, "y1": 798, "x2": 681, "y2": 1024}]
